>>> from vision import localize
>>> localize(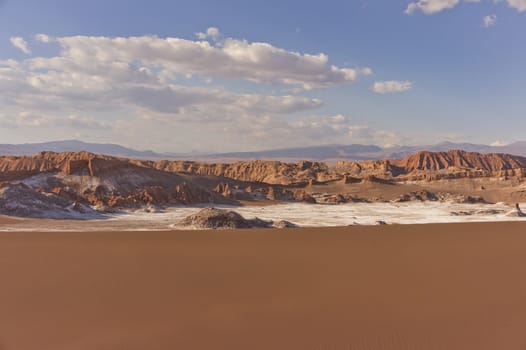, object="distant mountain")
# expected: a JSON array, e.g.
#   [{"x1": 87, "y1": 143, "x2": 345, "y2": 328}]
[
  {"x1": 2, "y1": 140, "x2": 526, "y2": 163},
  {"x1": 0, "y1": 140, "x2": 170, "y2": 159},
  {"x1": 209, "y1": 144, "x2": 383, "y2": 160},
  {"x1": 198, "y1": 141, "x2": 526, "y2": 162}
]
